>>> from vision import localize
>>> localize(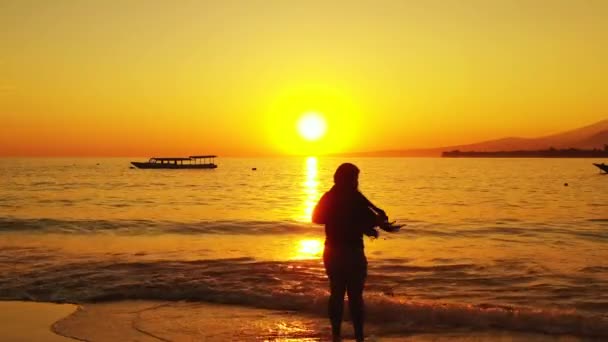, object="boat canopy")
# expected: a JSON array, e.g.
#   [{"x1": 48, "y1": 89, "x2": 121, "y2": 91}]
[
  {"x1": 146, "y1": 156, "x2": 217, "y2": 164},
  {"x1": 189, "y1": 155, "x2": 217, "y2": 159},
  {"x1": 150, "y1": 157, "x2": 192, "y2": 161}
]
